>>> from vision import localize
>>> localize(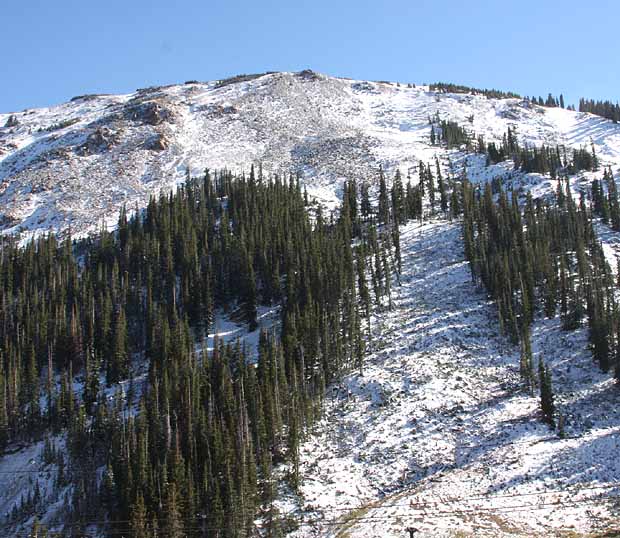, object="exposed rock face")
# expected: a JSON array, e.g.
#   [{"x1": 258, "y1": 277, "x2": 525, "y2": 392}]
[
  {"x1": 145, "y1": 133, "x2": 169, "y2": 151},
  {"x1": 0, "y1": 71, "x2": 618, "y2": 241},
  {"x1": 0, "y1": 213, "x2": 17, "y2": 228},
  {"x1": 0, "y1": 142, "x2": 18, "y2": 156},
  {"x1": 297, "y1": 69, "x2": 322, "y2": 81},
  {"x1": 124, "y1": 100, "x2": 173, "y2": 125},
  {"x1": 203, "y1": 104, "x2": 238, "y2": 117},
  {"x1": 79, "y1": 127, "x2": 119, "y2": 154}
]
